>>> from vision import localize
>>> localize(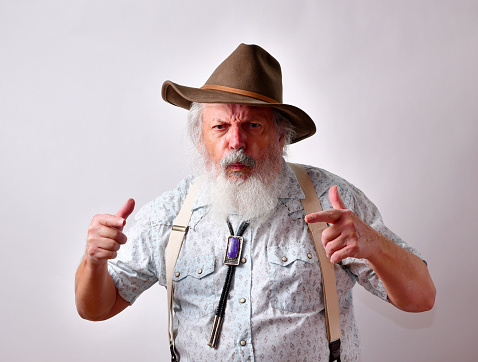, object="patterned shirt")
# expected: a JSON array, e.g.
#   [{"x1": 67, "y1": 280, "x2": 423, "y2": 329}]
[{"x1": 108, "y1": 163, "x2": 423, "y2": 361}]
